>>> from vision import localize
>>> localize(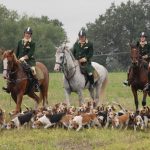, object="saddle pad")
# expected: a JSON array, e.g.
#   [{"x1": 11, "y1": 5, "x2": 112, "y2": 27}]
[
  {"x1": 35, "y1": 66, "x2": 44, "y2": 80},
  {"x1": 93, "y1": 69, "x2": 99, "y2": 81}
]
